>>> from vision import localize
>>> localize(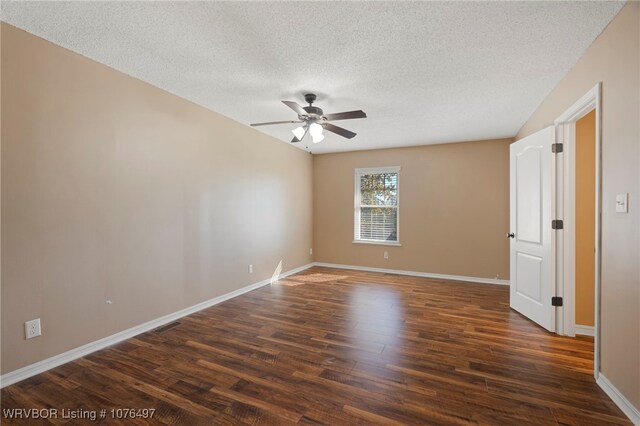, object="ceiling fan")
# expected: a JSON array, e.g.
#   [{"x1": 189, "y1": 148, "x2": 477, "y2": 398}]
[{"x1": 250, "y1": 93, "x2": 367, "y2": 143}]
